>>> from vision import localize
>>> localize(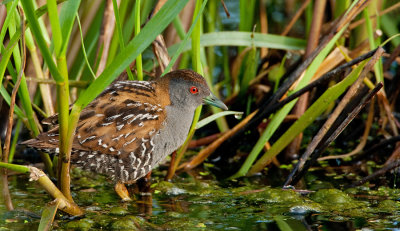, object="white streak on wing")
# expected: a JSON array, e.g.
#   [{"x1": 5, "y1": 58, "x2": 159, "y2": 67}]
[
  {"x1": 112, "y1": 134, "x2": 124, "y2": 141},
  {"x1": 116, "y1": 124, "x2": 124, "y2": 131},
  {"x1": 123, "y1": 114, "x2": 135, "y2": 121},
  {"x1": 141, "y1": 138, "x2": 148, "y2": 157},
  {"x1": 106, "y1": 114, "x2": 122, "y2": 121},
  {"x1": 79, "y1": 135, "x2": 96, "y2": 144},
  {"x1": 101, "y1": 121, "x2": 113, "y2": 126},
  {"x1": 123, "y1": 137, "x2": 136, "y2": 147}
]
